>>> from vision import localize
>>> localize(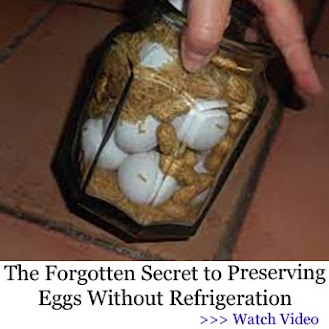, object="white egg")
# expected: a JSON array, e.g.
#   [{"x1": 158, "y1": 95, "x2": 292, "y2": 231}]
[
  {"x1": 118, "y1": 152, "x2": 178, "y2": 206},
  {"x1": 139, "y1": 42, "x2": 173, "y2": 70},
  {"x1": 98, "y1": 114, "x2": 128, "y2": 170},
  {"x1": 98, "y1": 137, "x2": 128, "y2": 170},
  {"x1": 103, "y1": 112, "x2": 114, "y2": 130},
  {"x1": 82, "y1": 119, "x2": 103, "y2": 162},
  {"x1": 168, "y1": 0, "x2": 186, "y2": 12},
  {"x1": 115, "y1": 115, "x2": 160, "y2": 153},
  {"x1": 194, "y1": 152, "x2": 209, "y2": 174},
  {"x1": 173, "y1": 99, "x2": 230, "y2": 152},
  {"x1": 81, "y1": 118, "x2": 128, "y2": 170},
  {"x1": 192, "y1": 190, "x2": 210, "y2": 206},
  {"x1": 118, "y1": 152, "x2": 159, "y2": 205},
  {"x1": 192, "y1": 153, "x2": 211, "y2": 206},
  {"x1": 151, "y1": 170, "x2": 178, "y2": 206}
]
